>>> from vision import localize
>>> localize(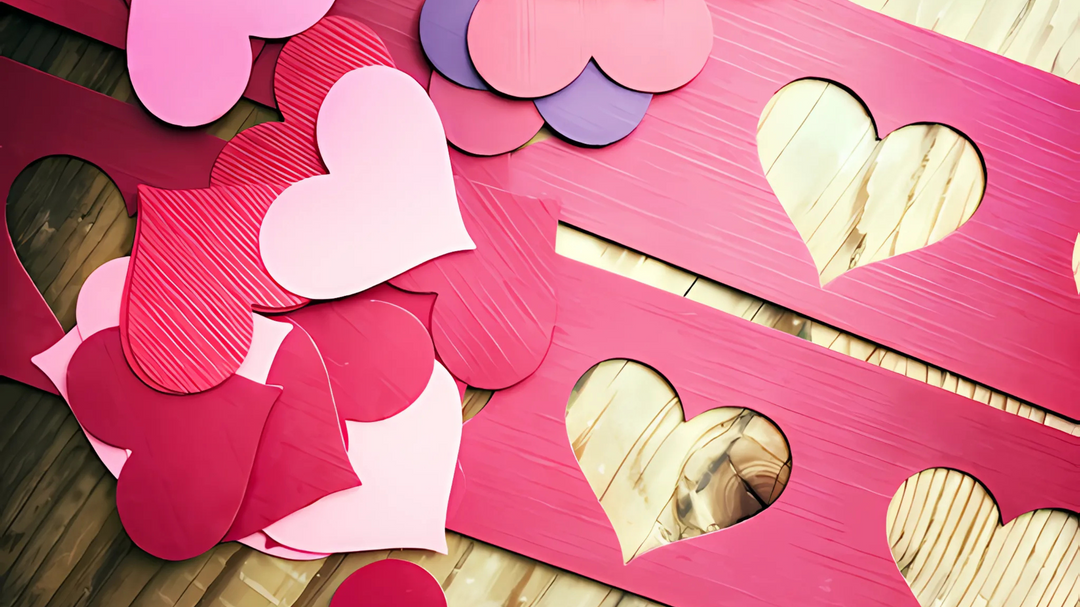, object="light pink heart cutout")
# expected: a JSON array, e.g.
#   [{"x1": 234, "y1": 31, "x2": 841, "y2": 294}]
[
  {"x1": 126, "y1": 0, "x2": 334, "y2": 126},
  {"x1": 260, "y1": 65, "x2": 474, "y2": 300},
  {"x1": 263, "y1": 362, "x2": 463, "y2": 554}
]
